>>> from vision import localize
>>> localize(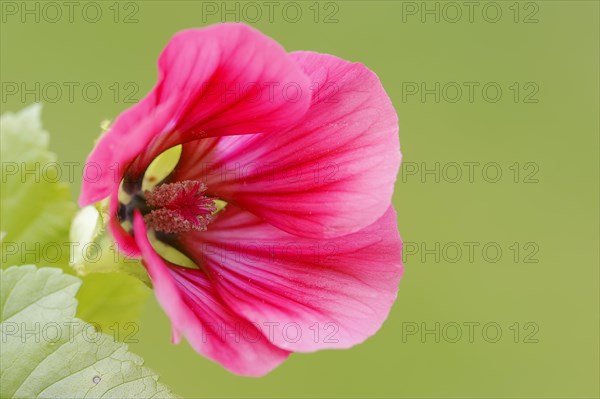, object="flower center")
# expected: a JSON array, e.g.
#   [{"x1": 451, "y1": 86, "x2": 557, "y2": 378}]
[
  {"x1": 119, "y1": 180, "x2": 216, "y2": 234},
  {"x1": 145, "y1": 180, "x2": 216, "y2": 233}
]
